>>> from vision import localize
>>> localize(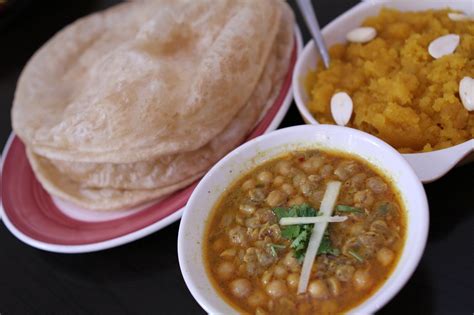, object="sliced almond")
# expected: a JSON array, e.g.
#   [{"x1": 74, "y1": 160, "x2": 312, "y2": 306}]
[
  {"x1": 428, "y1": 34, "x2": 460, "y2": 59},
  {"x1": 448, "y1": 12, "x2": 472, "y2": 21},
  {"x1": 459, "y1": 77, "x2": 474, "y2": 111},
  {"x1": 330, "y1": 92, "x2": 353, "y2": 126},
  {"x1": 346, "y1": 27, "x2": 377, "y2": 44}
]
